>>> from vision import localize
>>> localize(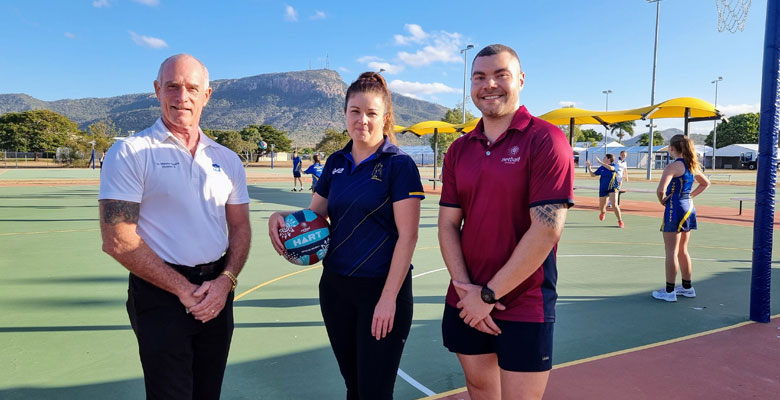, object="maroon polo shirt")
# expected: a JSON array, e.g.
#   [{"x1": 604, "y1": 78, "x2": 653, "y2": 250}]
[{"x1": 440, "y1": 106, "x2": 574, "y2": 322}]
